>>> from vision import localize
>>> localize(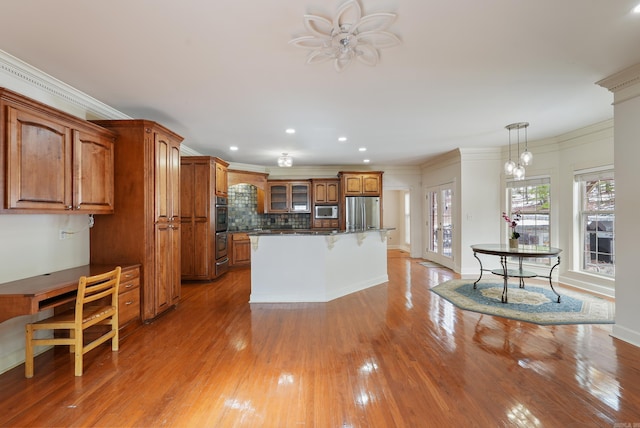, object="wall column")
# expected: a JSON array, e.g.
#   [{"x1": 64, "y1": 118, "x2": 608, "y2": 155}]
[{"x1": 598, "y1": 63, "x2": 640, "y2": 347}]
